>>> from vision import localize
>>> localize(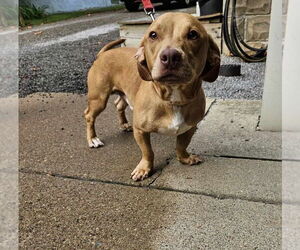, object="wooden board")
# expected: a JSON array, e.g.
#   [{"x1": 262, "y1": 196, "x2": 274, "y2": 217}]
[
  {"x1": 192, "y1": 12, "x2": 223, "y2": 23},
  {"x1": 202, "y1": 23, "x2": 222, "y2": 40},
  {"x1": 119, "y1": 18, "x2": 151, "y2": 25},
  {"x1": 119, "y1": 25, "x2": 147, "y2": 39},
  {"x1": 120, "y1": 22, "x2": 222, "y2": 50}
]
